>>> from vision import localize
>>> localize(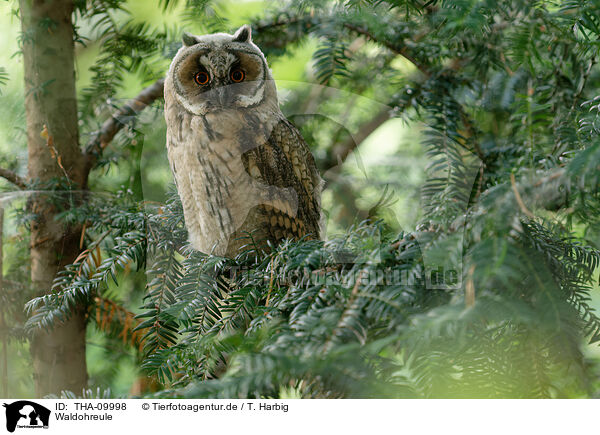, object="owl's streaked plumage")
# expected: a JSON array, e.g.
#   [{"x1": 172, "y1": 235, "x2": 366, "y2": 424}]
[{"x1": 164, "y1": 25, "x2": 322, "y2": 257}]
